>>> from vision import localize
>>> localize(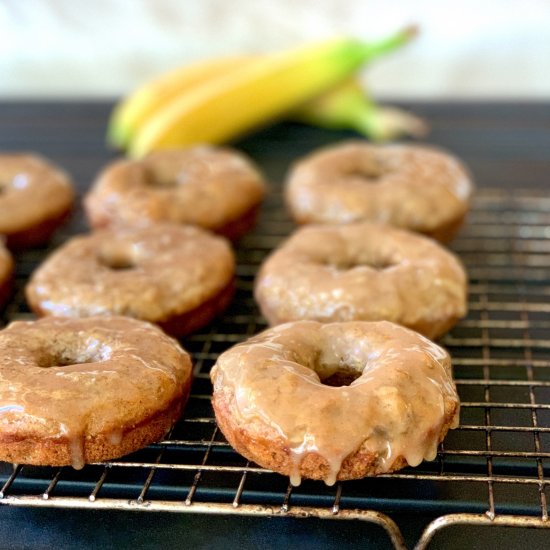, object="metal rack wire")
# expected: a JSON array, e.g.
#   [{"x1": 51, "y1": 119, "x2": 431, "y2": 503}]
[{"x1": 1, "y1": 187, "x2": 549, "y2": 549}]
